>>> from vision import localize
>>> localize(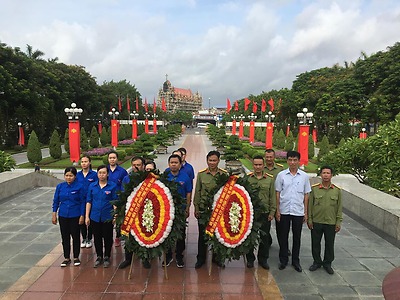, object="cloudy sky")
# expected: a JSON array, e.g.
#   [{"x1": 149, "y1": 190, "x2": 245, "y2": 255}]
[{"x1": 0, "y1": 0, "x2": 399, "y2": 107}]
